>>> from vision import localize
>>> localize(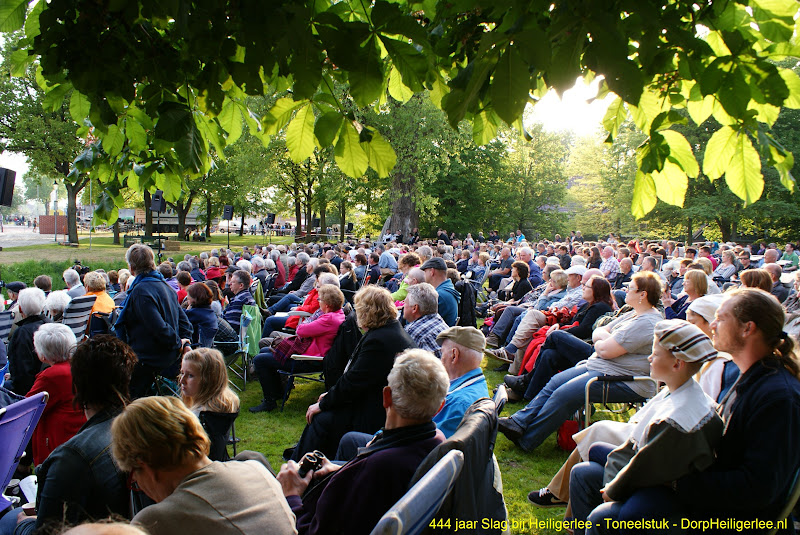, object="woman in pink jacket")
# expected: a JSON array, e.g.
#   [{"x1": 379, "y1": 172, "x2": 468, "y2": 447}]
[{"x1": 249, "y1": 285, "x2": 346, "y2": 413}]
